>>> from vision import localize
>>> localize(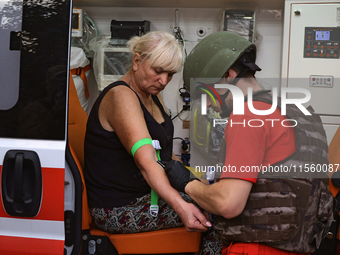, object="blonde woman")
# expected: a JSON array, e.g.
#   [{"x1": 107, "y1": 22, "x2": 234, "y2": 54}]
[{"x1": 84, "y1": 31, "x2": 222, "y2": 254}]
